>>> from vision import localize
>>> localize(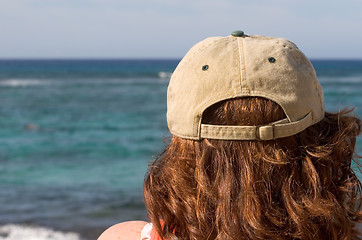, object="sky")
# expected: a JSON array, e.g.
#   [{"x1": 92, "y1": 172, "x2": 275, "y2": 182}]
[{"x1": 0, "y1": 0, "x2": 361, "y2": 59}]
